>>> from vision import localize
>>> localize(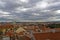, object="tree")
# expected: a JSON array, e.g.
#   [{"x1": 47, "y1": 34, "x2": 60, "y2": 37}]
[{"x1": 47, "y1": 24, "x2": 60, "y2": 28}]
